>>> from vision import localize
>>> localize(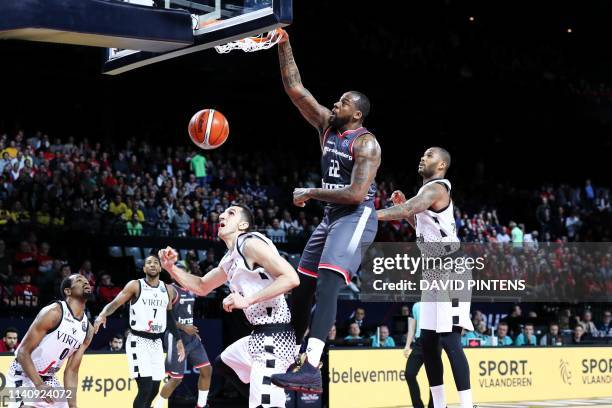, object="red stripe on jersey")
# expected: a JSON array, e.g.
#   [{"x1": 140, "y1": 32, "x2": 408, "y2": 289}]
[{"x1": 38, "y1": 360, "x2": 56, "y2": 375}]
